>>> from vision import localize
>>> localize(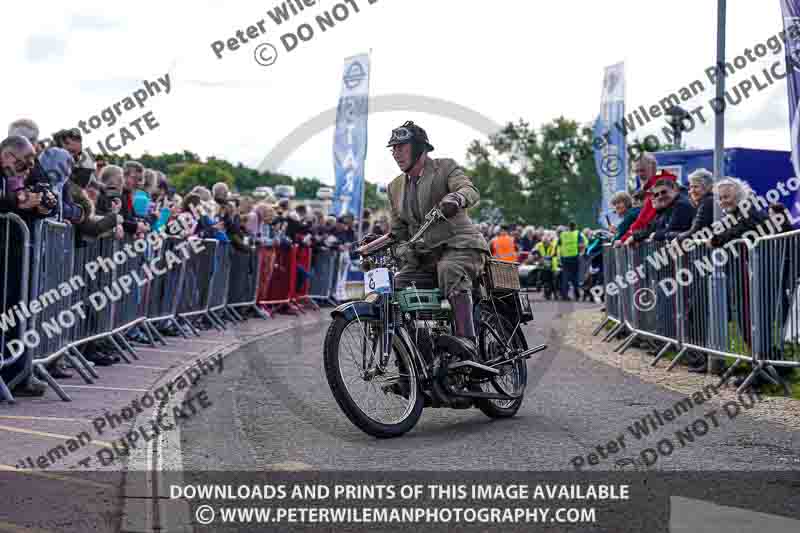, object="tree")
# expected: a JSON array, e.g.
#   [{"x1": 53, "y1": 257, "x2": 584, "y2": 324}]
[
  {"x1": 171, "y1": 162, "x2": 235, "y2": 193},
  {"x1": 466, "y1": 118, "x2": 602, "y2": 227}
]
